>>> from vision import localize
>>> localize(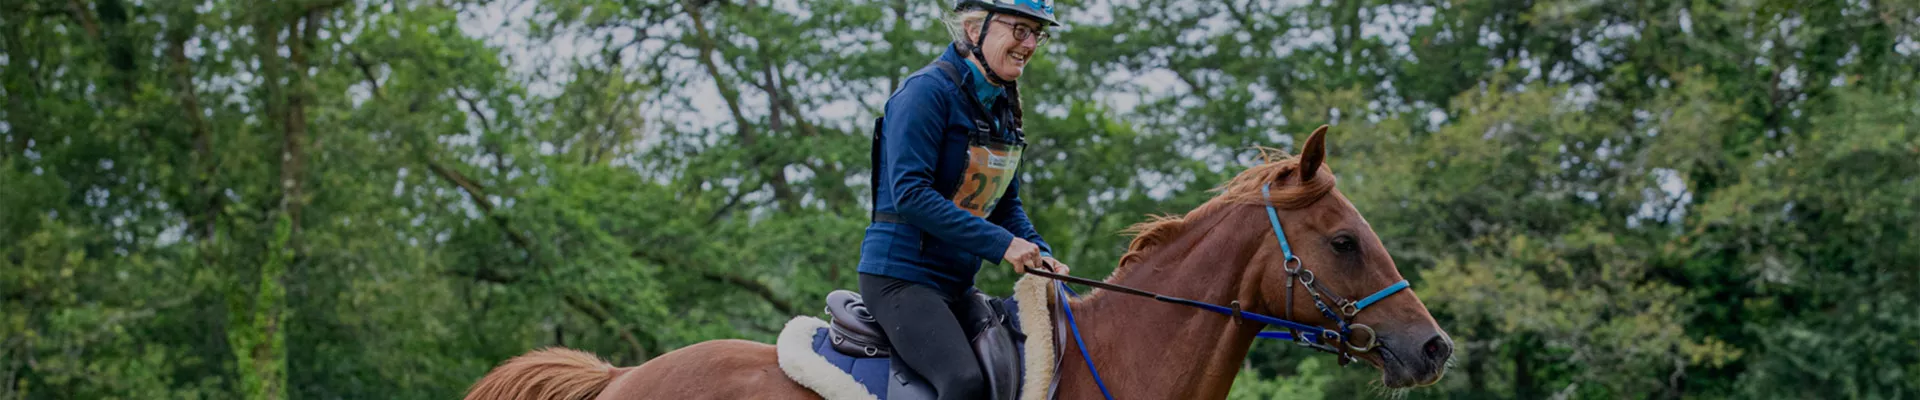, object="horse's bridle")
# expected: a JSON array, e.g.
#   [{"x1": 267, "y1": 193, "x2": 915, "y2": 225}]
[
  {"x1": 1257, "y1": 182, "x2": 1410, "y2": 362},
  {"x1": 1027, "y1": 183, "x2": 1411, "y2": 400}
]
